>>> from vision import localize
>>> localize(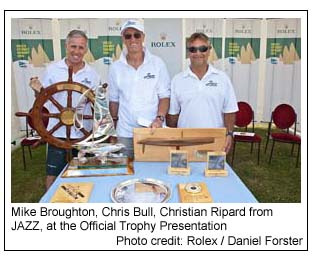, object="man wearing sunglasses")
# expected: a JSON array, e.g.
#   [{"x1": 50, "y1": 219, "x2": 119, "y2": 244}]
[
  {"x1": 108, "y1": 19, "x2": 170, "y2": 158},
  {"x1": 167, "y1": 32, "x2": 238, "y2": 154}
]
